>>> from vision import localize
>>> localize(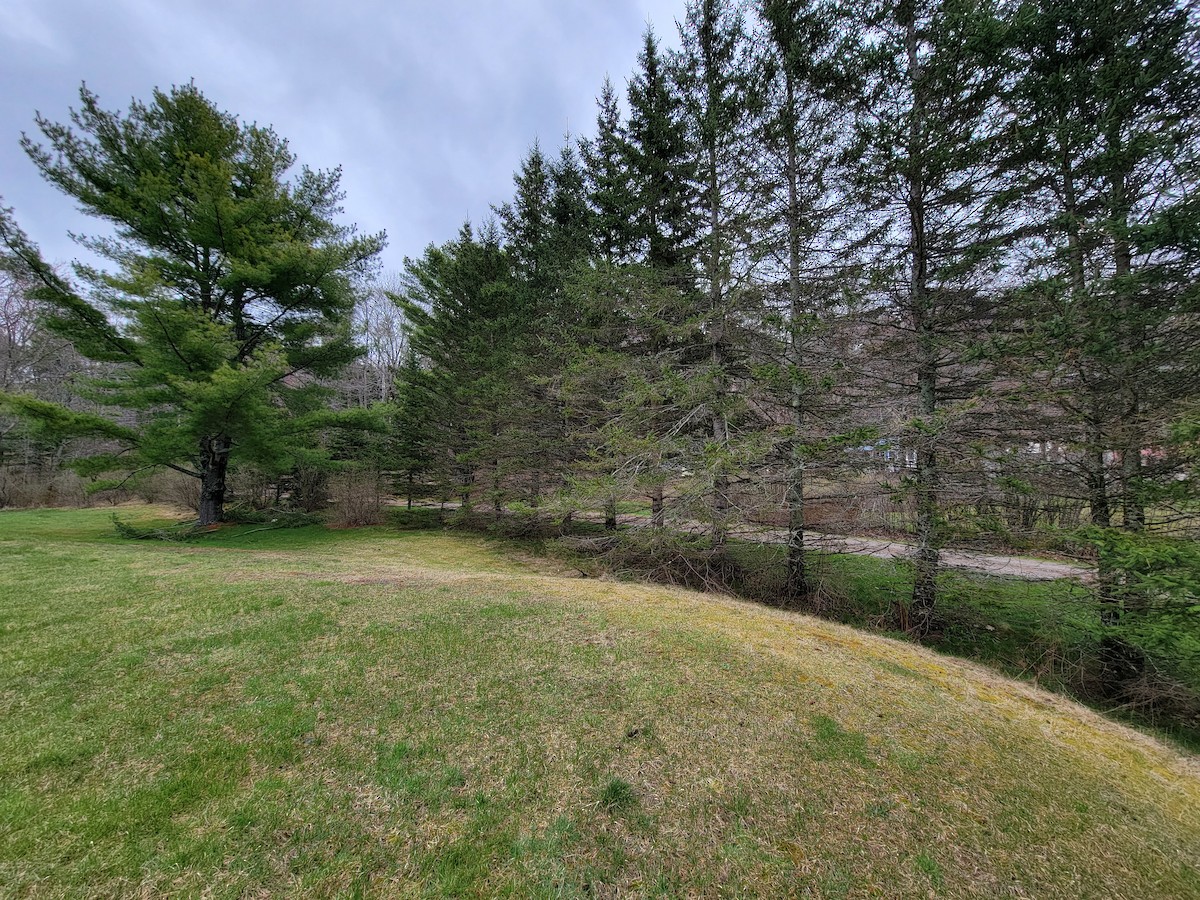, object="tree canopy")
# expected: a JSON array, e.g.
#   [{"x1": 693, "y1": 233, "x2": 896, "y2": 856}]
[{"x1": 0, "y1": 82, "x2": 385, "y2": 524}]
